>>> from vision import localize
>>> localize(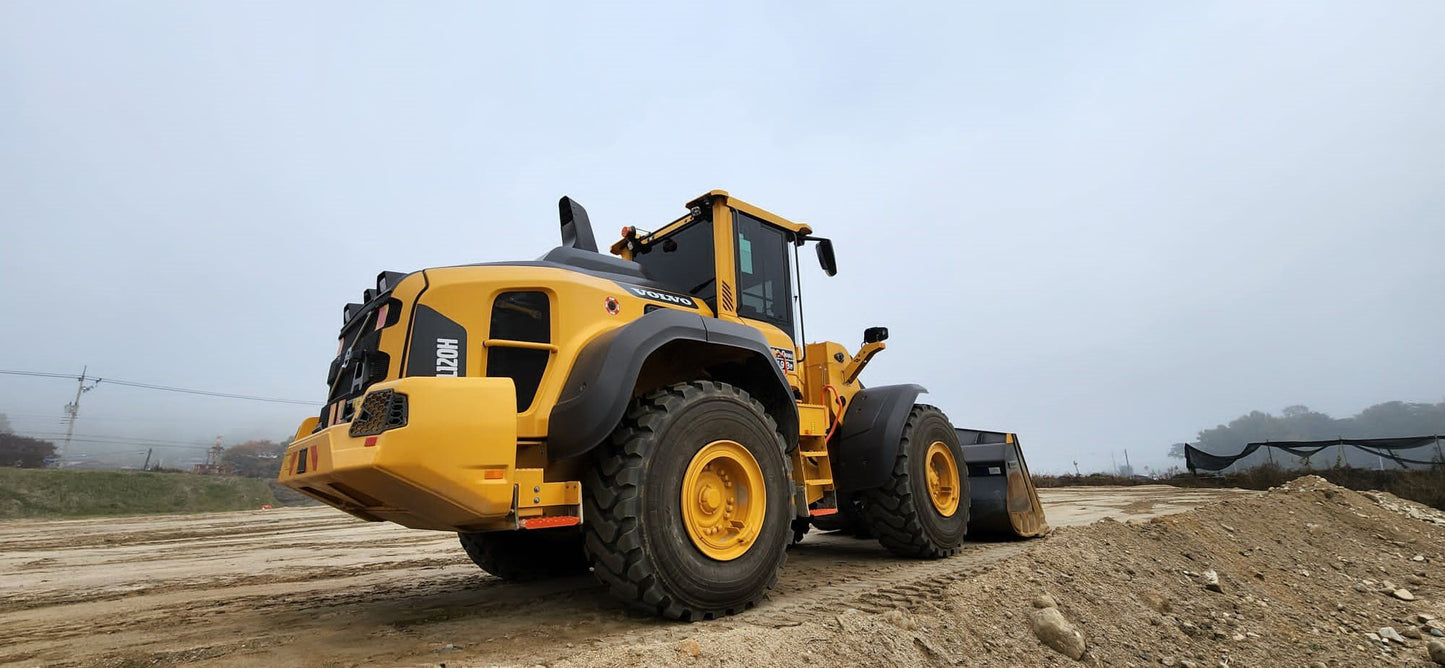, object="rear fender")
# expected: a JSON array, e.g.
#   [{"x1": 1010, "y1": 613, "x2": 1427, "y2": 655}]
[
  {"x1": 831, "y1": 384, "x2": 925, "y2": 492},
  {"x1": 547, "y1": 308, "x2": 798, "y2": 460}
]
